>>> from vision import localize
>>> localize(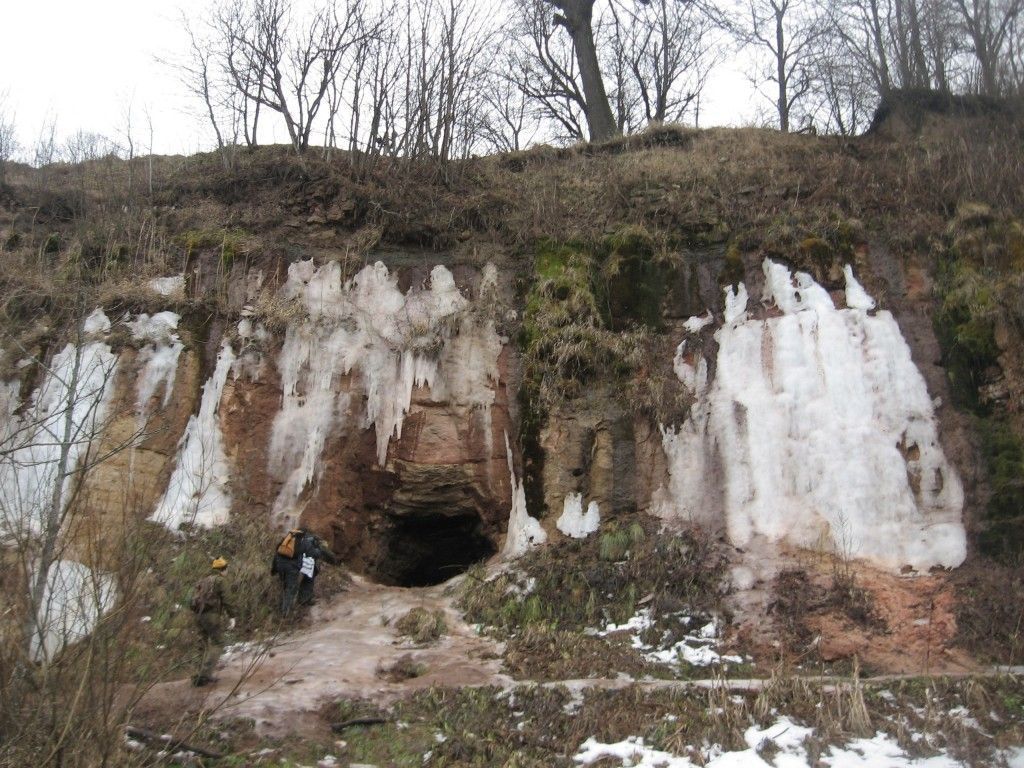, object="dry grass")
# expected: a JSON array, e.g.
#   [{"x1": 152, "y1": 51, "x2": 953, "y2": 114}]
[
  {"x1": 377, "y1": 653, "x2": 428, "y2": 682},
  {"x1": 954, "y1": 560, "x2": 1024, "y2": 664},
  {"x1": 395, "y1": 607, "x2": 447, "y2": 644}
]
